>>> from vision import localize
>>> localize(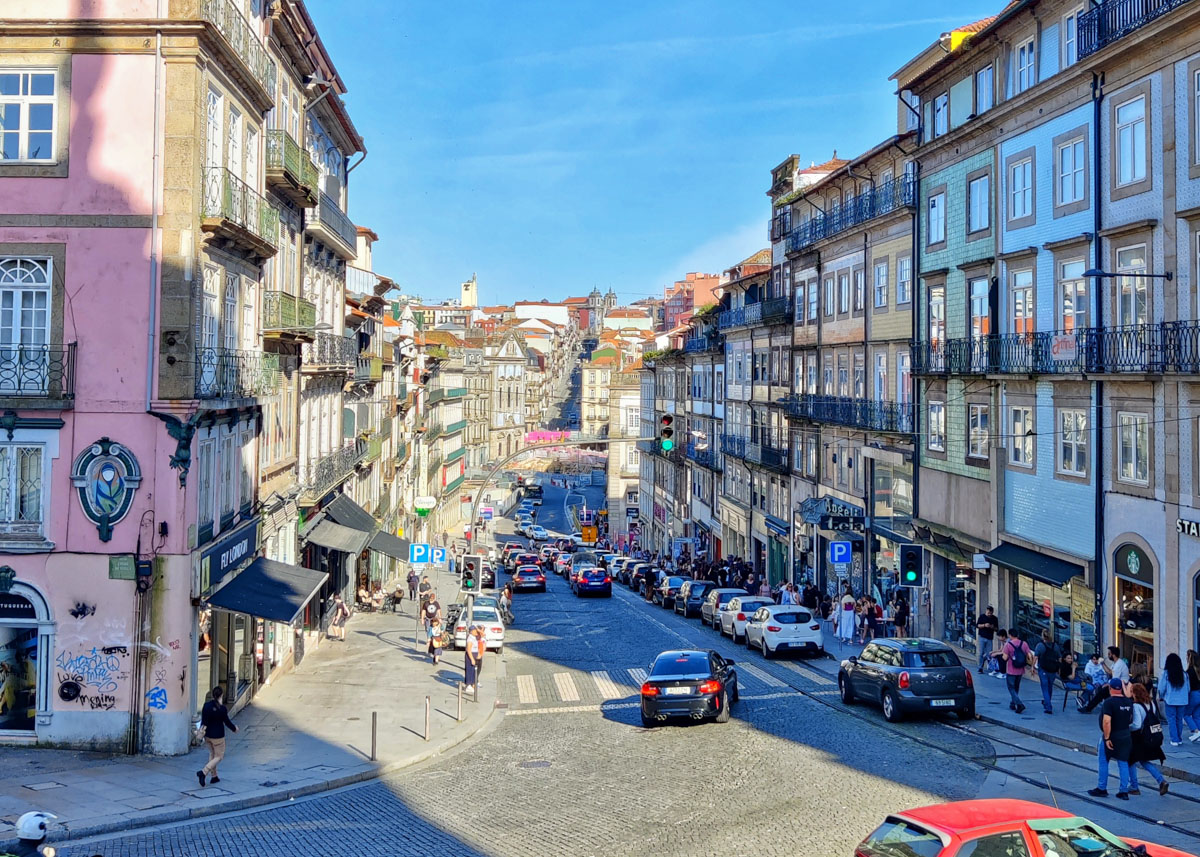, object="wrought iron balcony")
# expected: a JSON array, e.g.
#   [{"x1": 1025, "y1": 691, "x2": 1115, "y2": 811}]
[
  {"x1": 786, "y1": 175, "x2": 916, "y2": 256},
  {"x1": 298, "y1": 440, "x2": 366, "y2": 503},
  {"x1": 201, "y1": 166, "x2": 278, "y2": 259},
  {"x1": 365, "y1": 434, "x2": 382, "y2": 462},
  {"x1": 783, "y1": 393, "x2": 914, "y2": 434},
  {"x1": 306, "y1": 191, "x2": 357, "y2": 260},
  {"x1": 720, "y1": 432, "x2": 790, "y2": 473},
  {"x1": 381, "y1": 457, "x2": 396, "y2": 483},
  {"x1": 0, "y1": 343, "x2": 76, "y2": 403},
  {"x1": 761, "y1": 296, "x2": 794, "y2": 324},
  {"x1": 685, "y1": 441, "x2": 721, "y2": 471},
  {"x1": 200, "y1": 0, "x2": 276, "y2": 99},
  {"x1": 261, "y1": 290, "x2": 318, "y2": 339},
  {"x1": 264, "y1": 129, "x2": 319, "y2": 206},
  {"x1": 1079, "y1": 0, "x2": 1193, "y2": 58},
  {"x1": 379, "y1": 415, "x2": 393, "y2": 438},
  {"x1": 684, "y1": 333, "x2": 723, "y2": 353},
  {"x1": 302, "y1": 332, "x2": 356, "y2": 372},
  {"x1": 194, "y1": 347, "x2": 279, "y2": 399}
]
